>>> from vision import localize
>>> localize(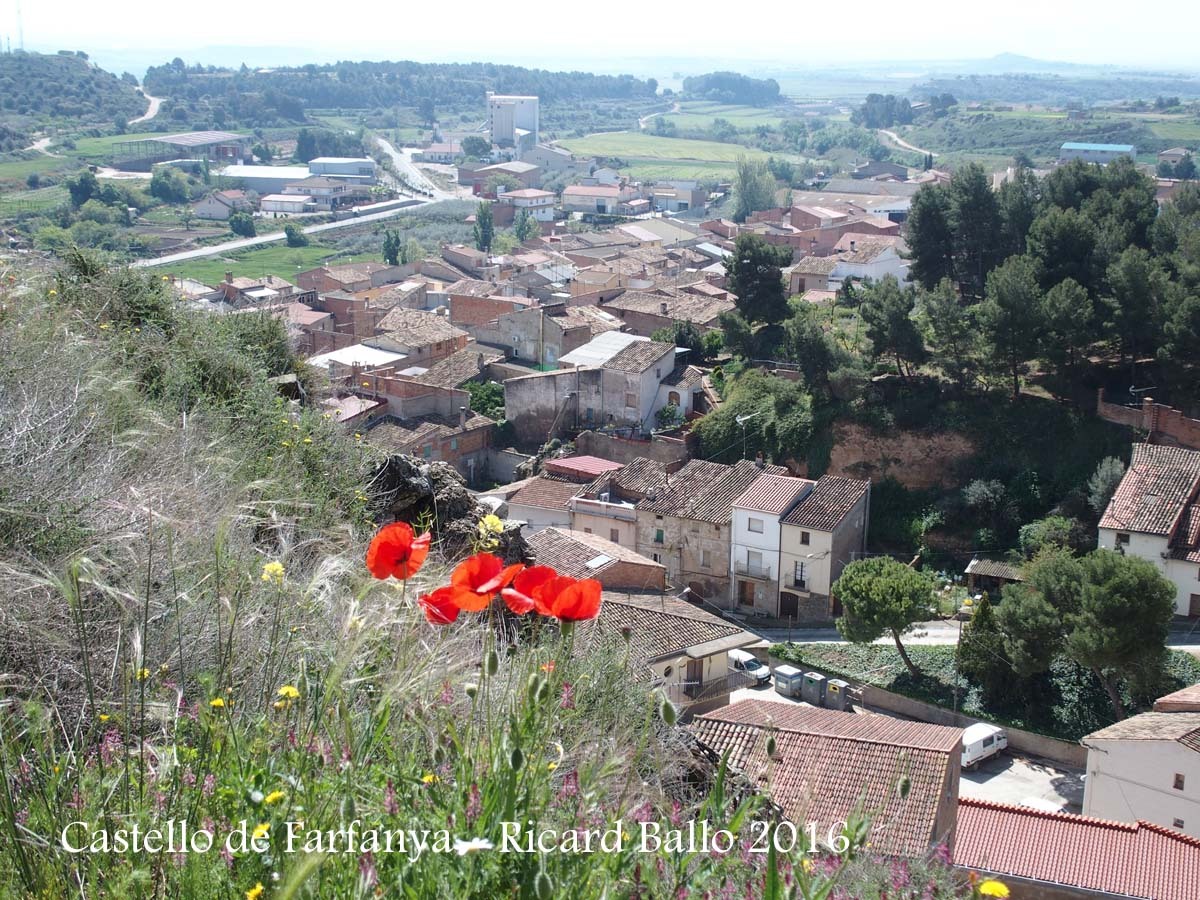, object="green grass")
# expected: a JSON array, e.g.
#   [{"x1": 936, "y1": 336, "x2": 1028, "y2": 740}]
[
  {"x1": 559, "y1": 131, "x2": 805, "y2": 180},
  {"x1": 0, "y1": 155, "x2": 81, "y2": 183},
  {"x1": 0, "y1": 185, "x2": 68, "y2": 214},
  {"x1": 663, "y1": 101, "x2": 788, "y2": 130},
  {"x1": 155, "y1": 242, "x2": 379, "y2": 285}
]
